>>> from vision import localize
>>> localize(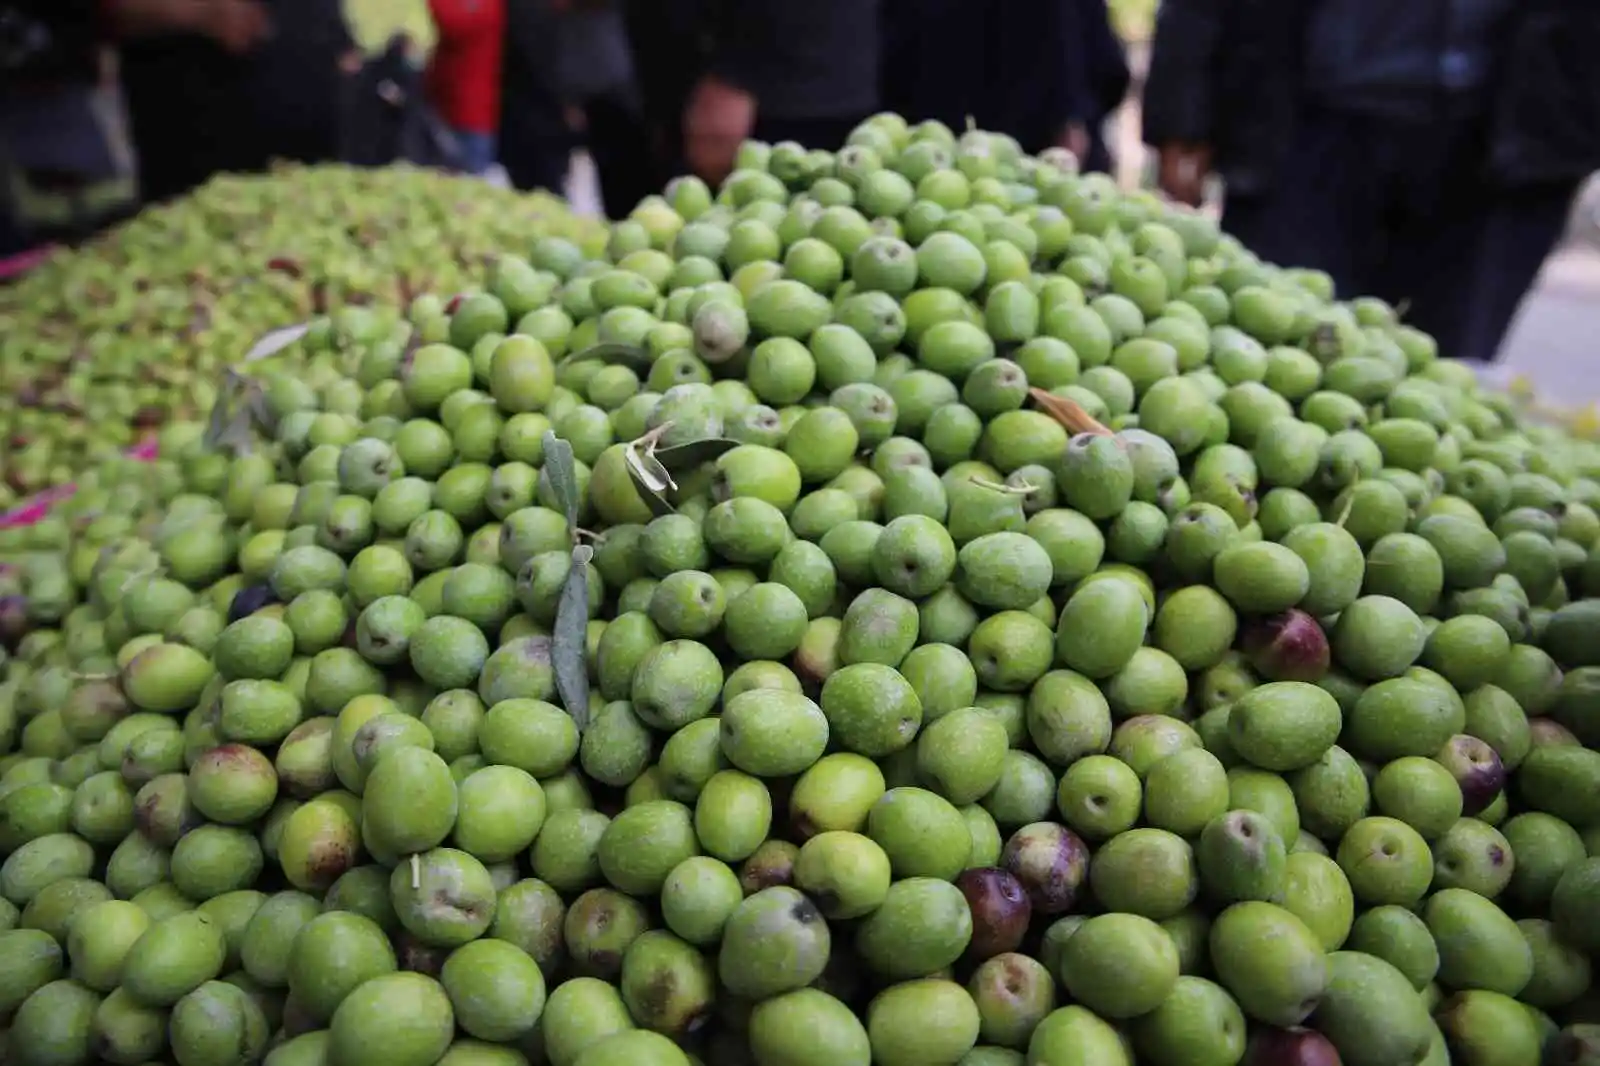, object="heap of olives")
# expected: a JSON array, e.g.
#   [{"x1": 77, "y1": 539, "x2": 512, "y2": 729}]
[
  {"x1": 0, "y1": 164, "x2": 604, "y2": 501},
  {"x1": 3, "y1": 114, "x2": 1600, "y2": 1066}
]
